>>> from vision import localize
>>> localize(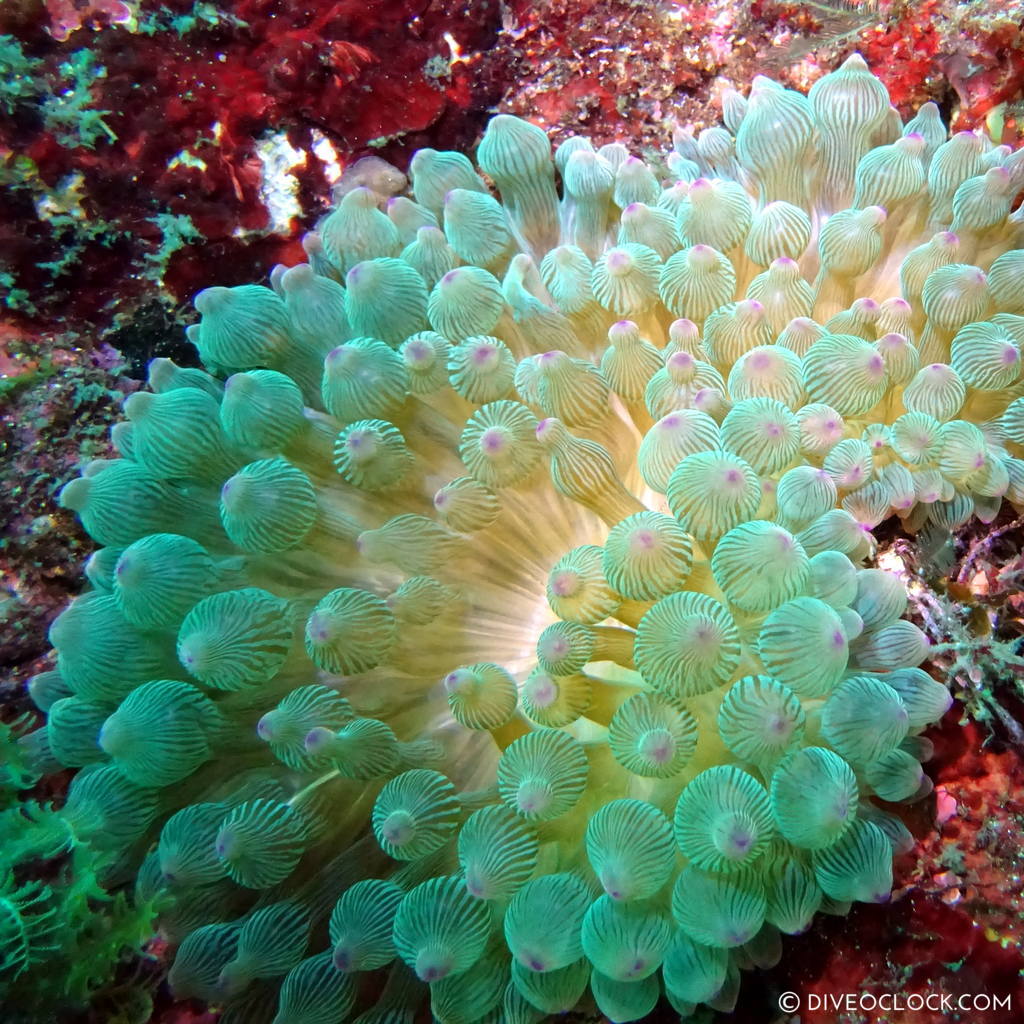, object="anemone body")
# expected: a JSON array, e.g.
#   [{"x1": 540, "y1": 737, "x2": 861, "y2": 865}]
[{"x1": 44, "y1": 56, "x2": 1023, "y2": 1023}]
